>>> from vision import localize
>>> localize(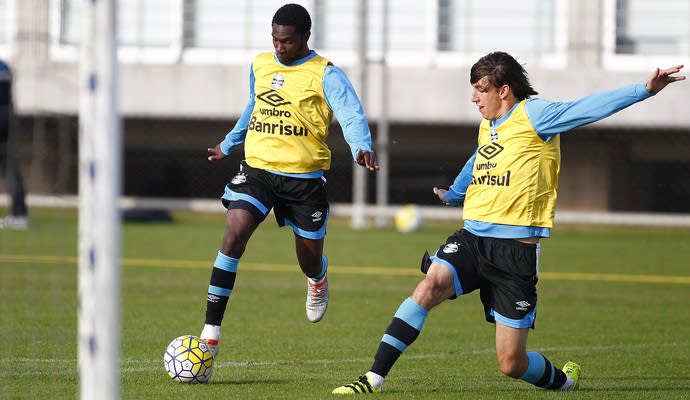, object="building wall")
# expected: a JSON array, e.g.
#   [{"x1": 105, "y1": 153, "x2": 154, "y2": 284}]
[{"x1": 3, "y1": 0, "x2": 690, "y2": 213}]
